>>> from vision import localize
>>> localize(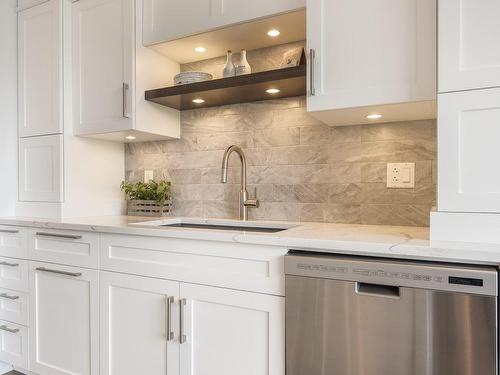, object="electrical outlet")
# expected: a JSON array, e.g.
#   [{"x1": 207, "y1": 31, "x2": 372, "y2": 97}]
[
  {"x1": 144, "y1": 170, "x2": 154, "y2": 182},
  {"x1": 387, "y1": 163, "x2": 415, "y2": 188}
]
